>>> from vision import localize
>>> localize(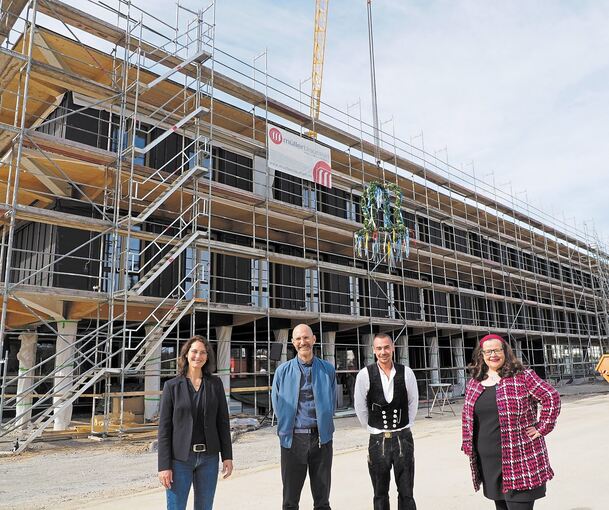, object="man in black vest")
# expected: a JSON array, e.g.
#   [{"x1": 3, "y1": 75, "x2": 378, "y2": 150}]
[{"x1": 354, "y1": 333, "x2": 419, "y2": 510}]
